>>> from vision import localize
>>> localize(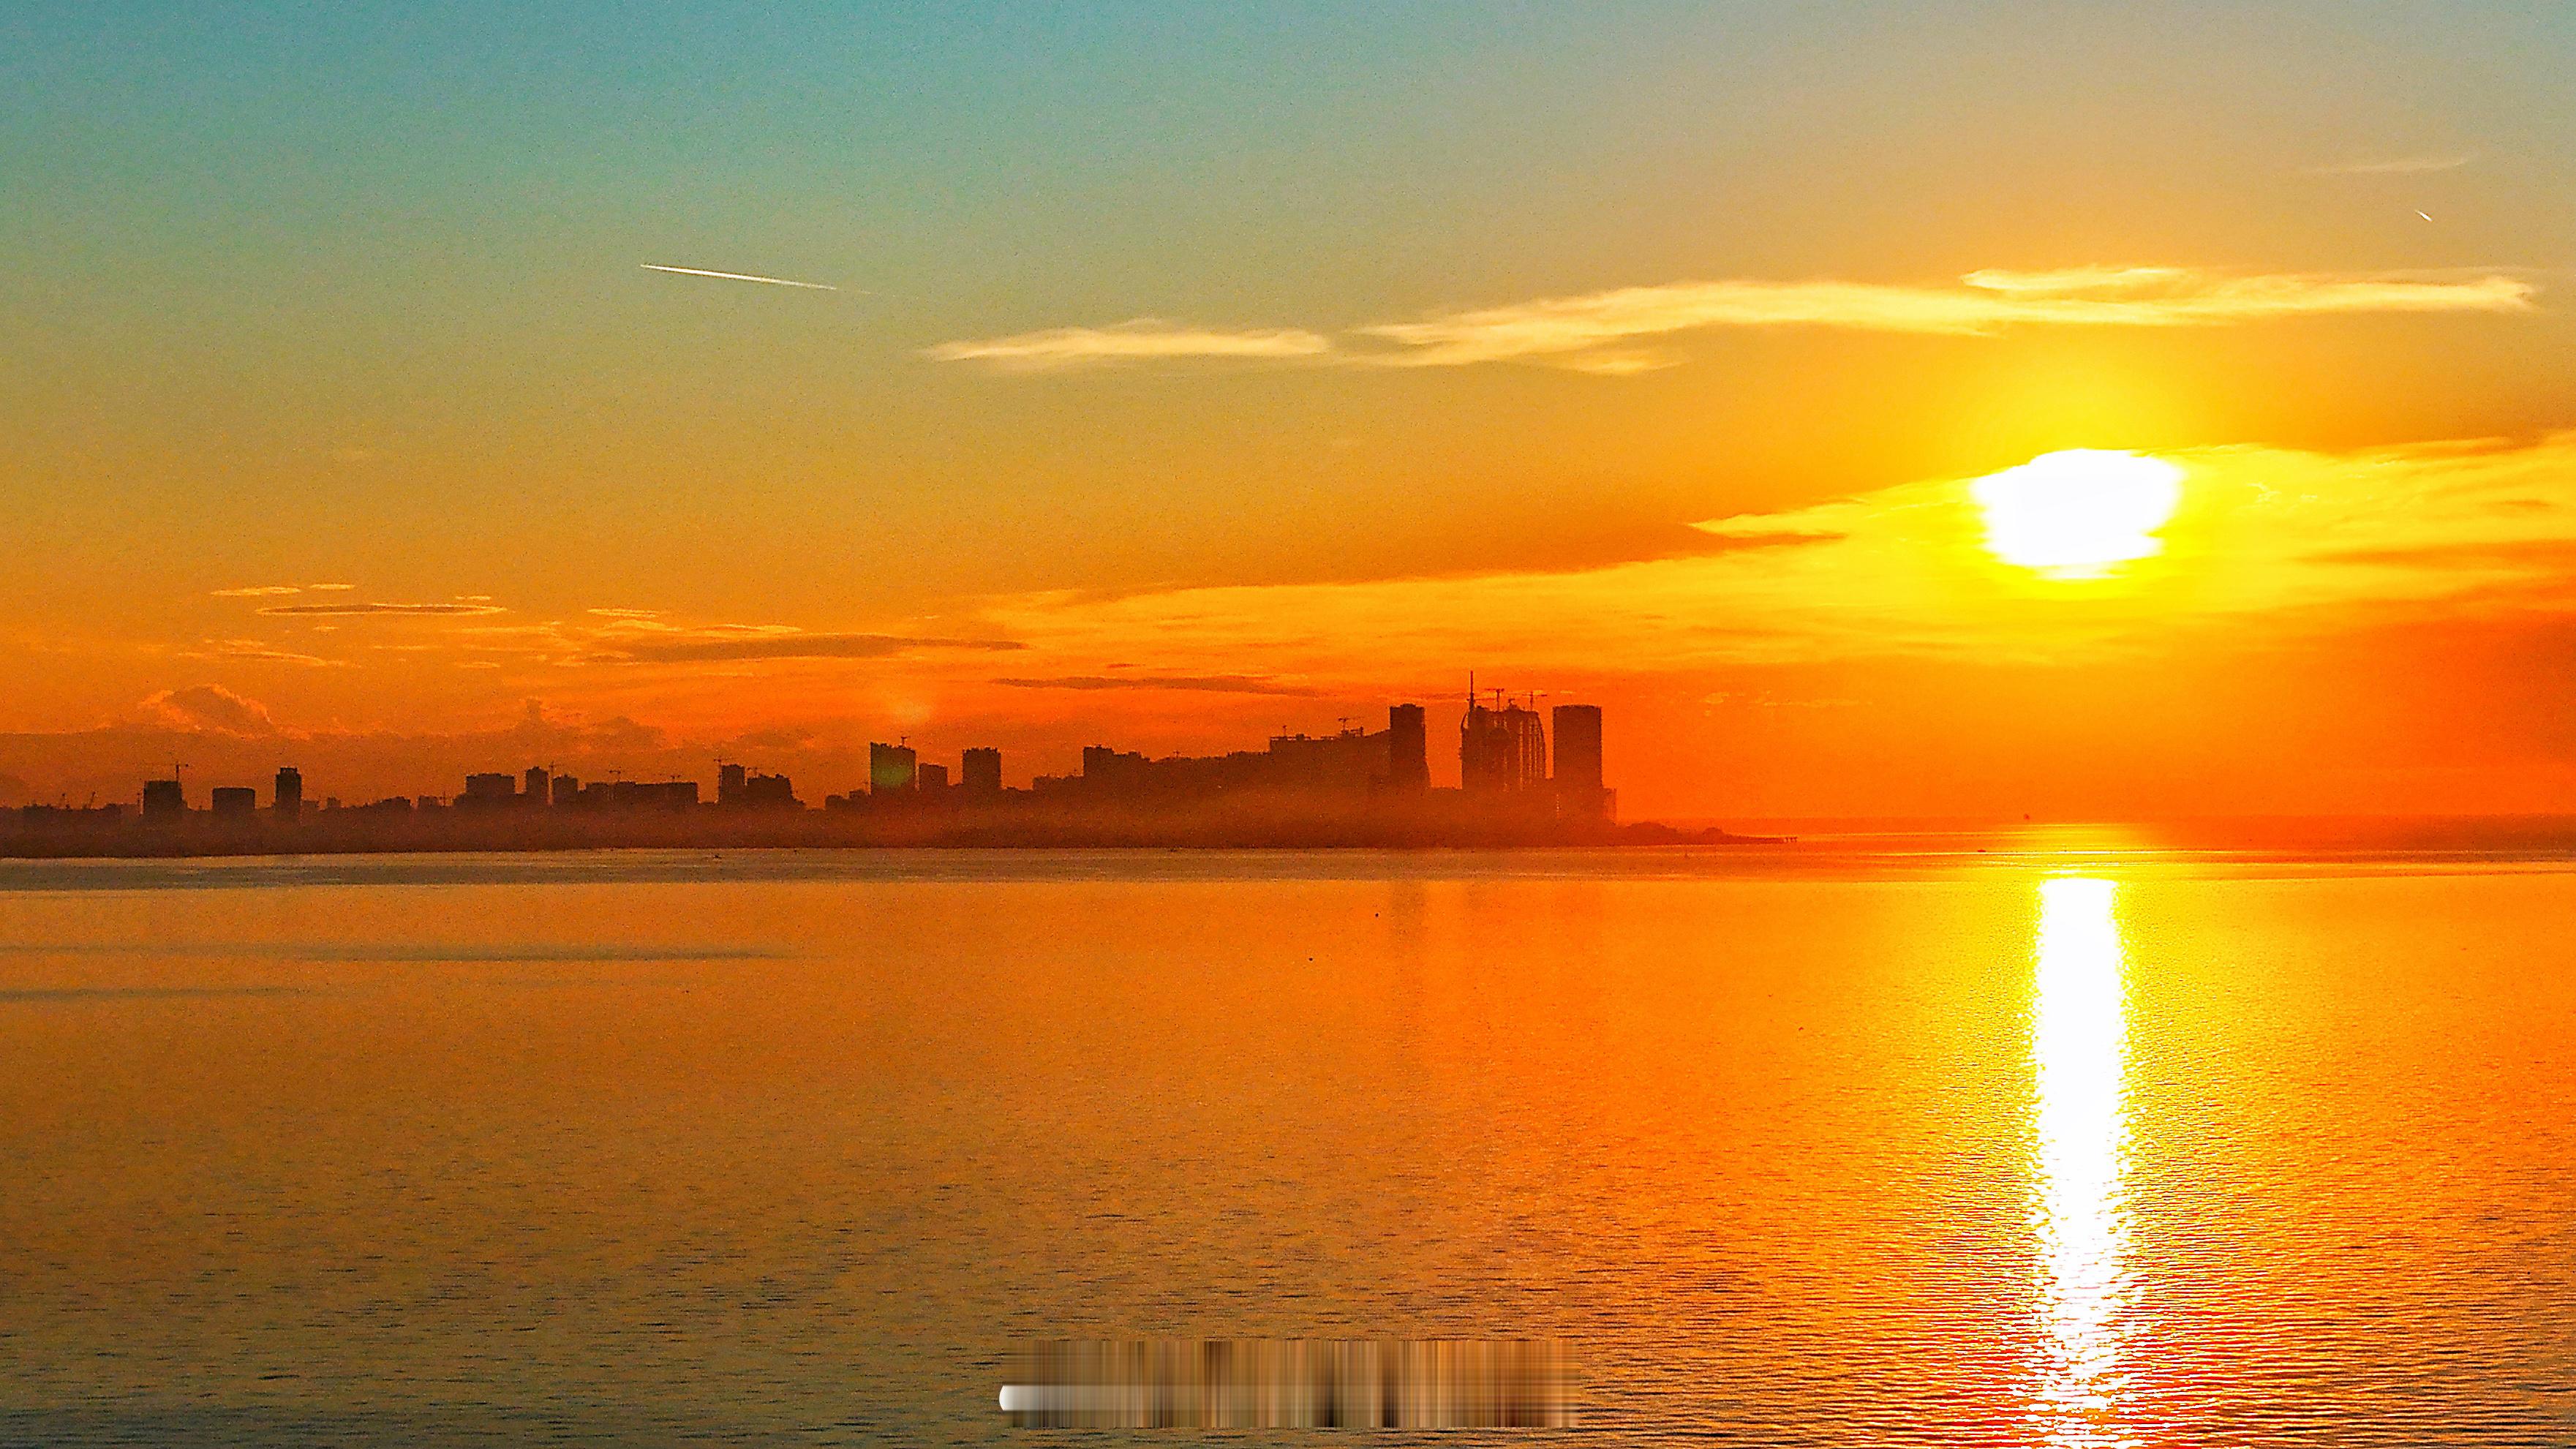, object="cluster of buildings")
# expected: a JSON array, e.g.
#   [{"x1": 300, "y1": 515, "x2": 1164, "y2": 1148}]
[{"x1": 18, "y1": 687, "x2": 1617, "y2": 831}]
